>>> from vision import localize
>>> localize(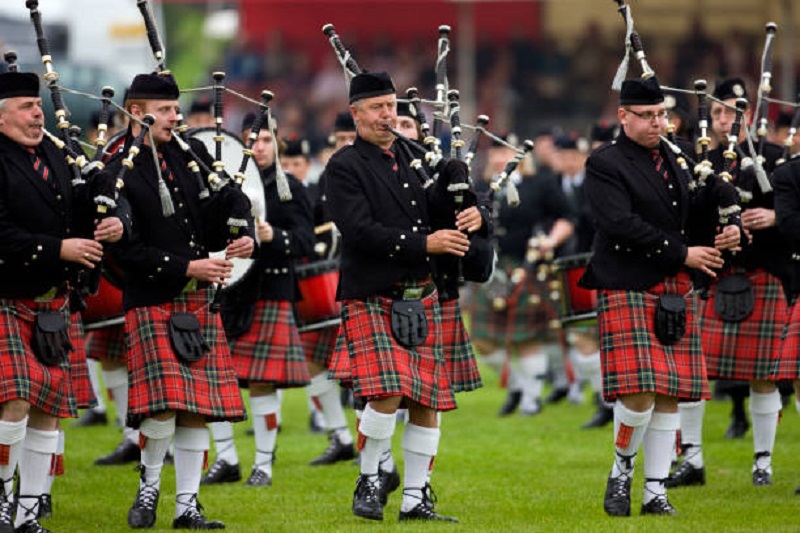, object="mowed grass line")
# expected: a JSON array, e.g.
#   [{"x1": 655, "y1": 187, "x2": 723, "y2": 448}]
[{"x1": 47, "y1": 366, "x2": 800, "y2": 532}]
